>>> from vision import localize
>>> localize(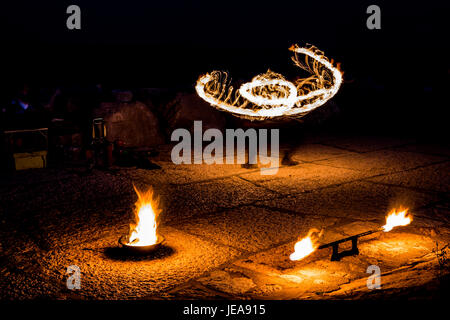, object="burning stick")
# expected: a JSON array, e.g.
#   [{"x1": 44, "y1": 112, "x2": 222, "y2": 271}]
[
  {"x1": 290, "y1": 209, "x2": 412, "y2": 262},
  {"x1": 317, "y1": 229, "x2": 382, "y2": 261}
]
